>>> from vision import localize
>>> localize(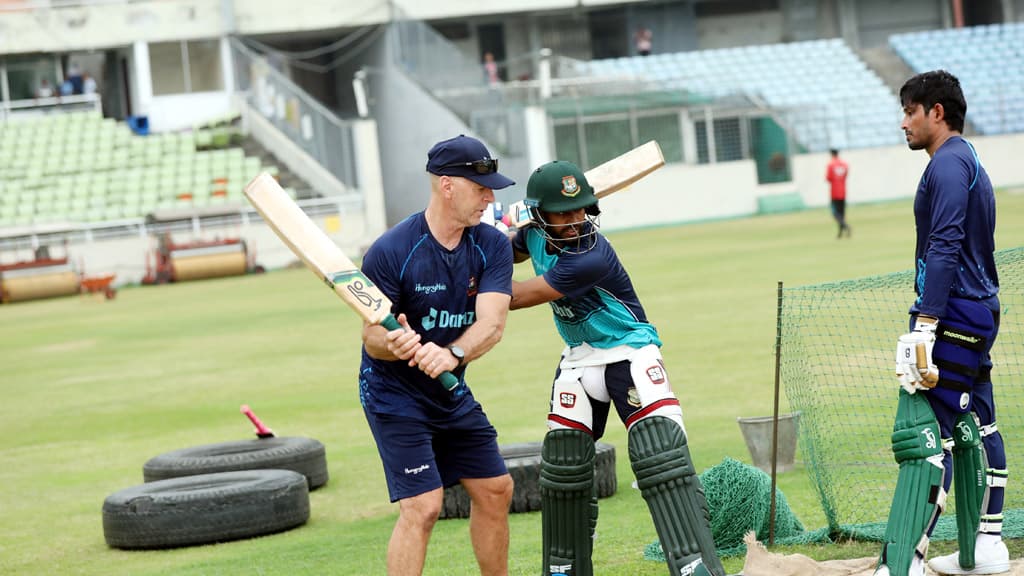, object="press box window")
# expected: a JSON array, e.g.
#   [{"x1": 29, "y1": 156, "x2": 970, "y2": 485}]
[{"x1": 149, "y1": 39, "x2": 223, "y2": 95}]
